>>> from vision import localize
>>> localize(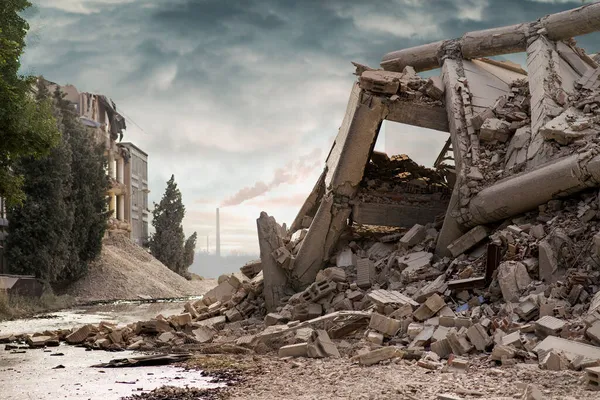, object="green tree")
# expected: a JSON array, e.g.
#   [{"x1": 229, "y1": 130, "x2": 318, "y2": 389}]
[
  {"x1": 5, "y1": 80, "x2": 73, "y2": 282},
  {"x1": 150, "y1": 175, "x2": 187, "y2": 276},
  {"x1": 55, "y1": 86, "x2": 110, "y2": 282},
  {"x1": 6, "y1": 83, "x2": 110, "y2": 283},
  {"x1": 0, "y1": 0, "x2": 60, "y2": 206},
  {"x1": 183, "y1": 232, "x2": 197, "y2": 269}
]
